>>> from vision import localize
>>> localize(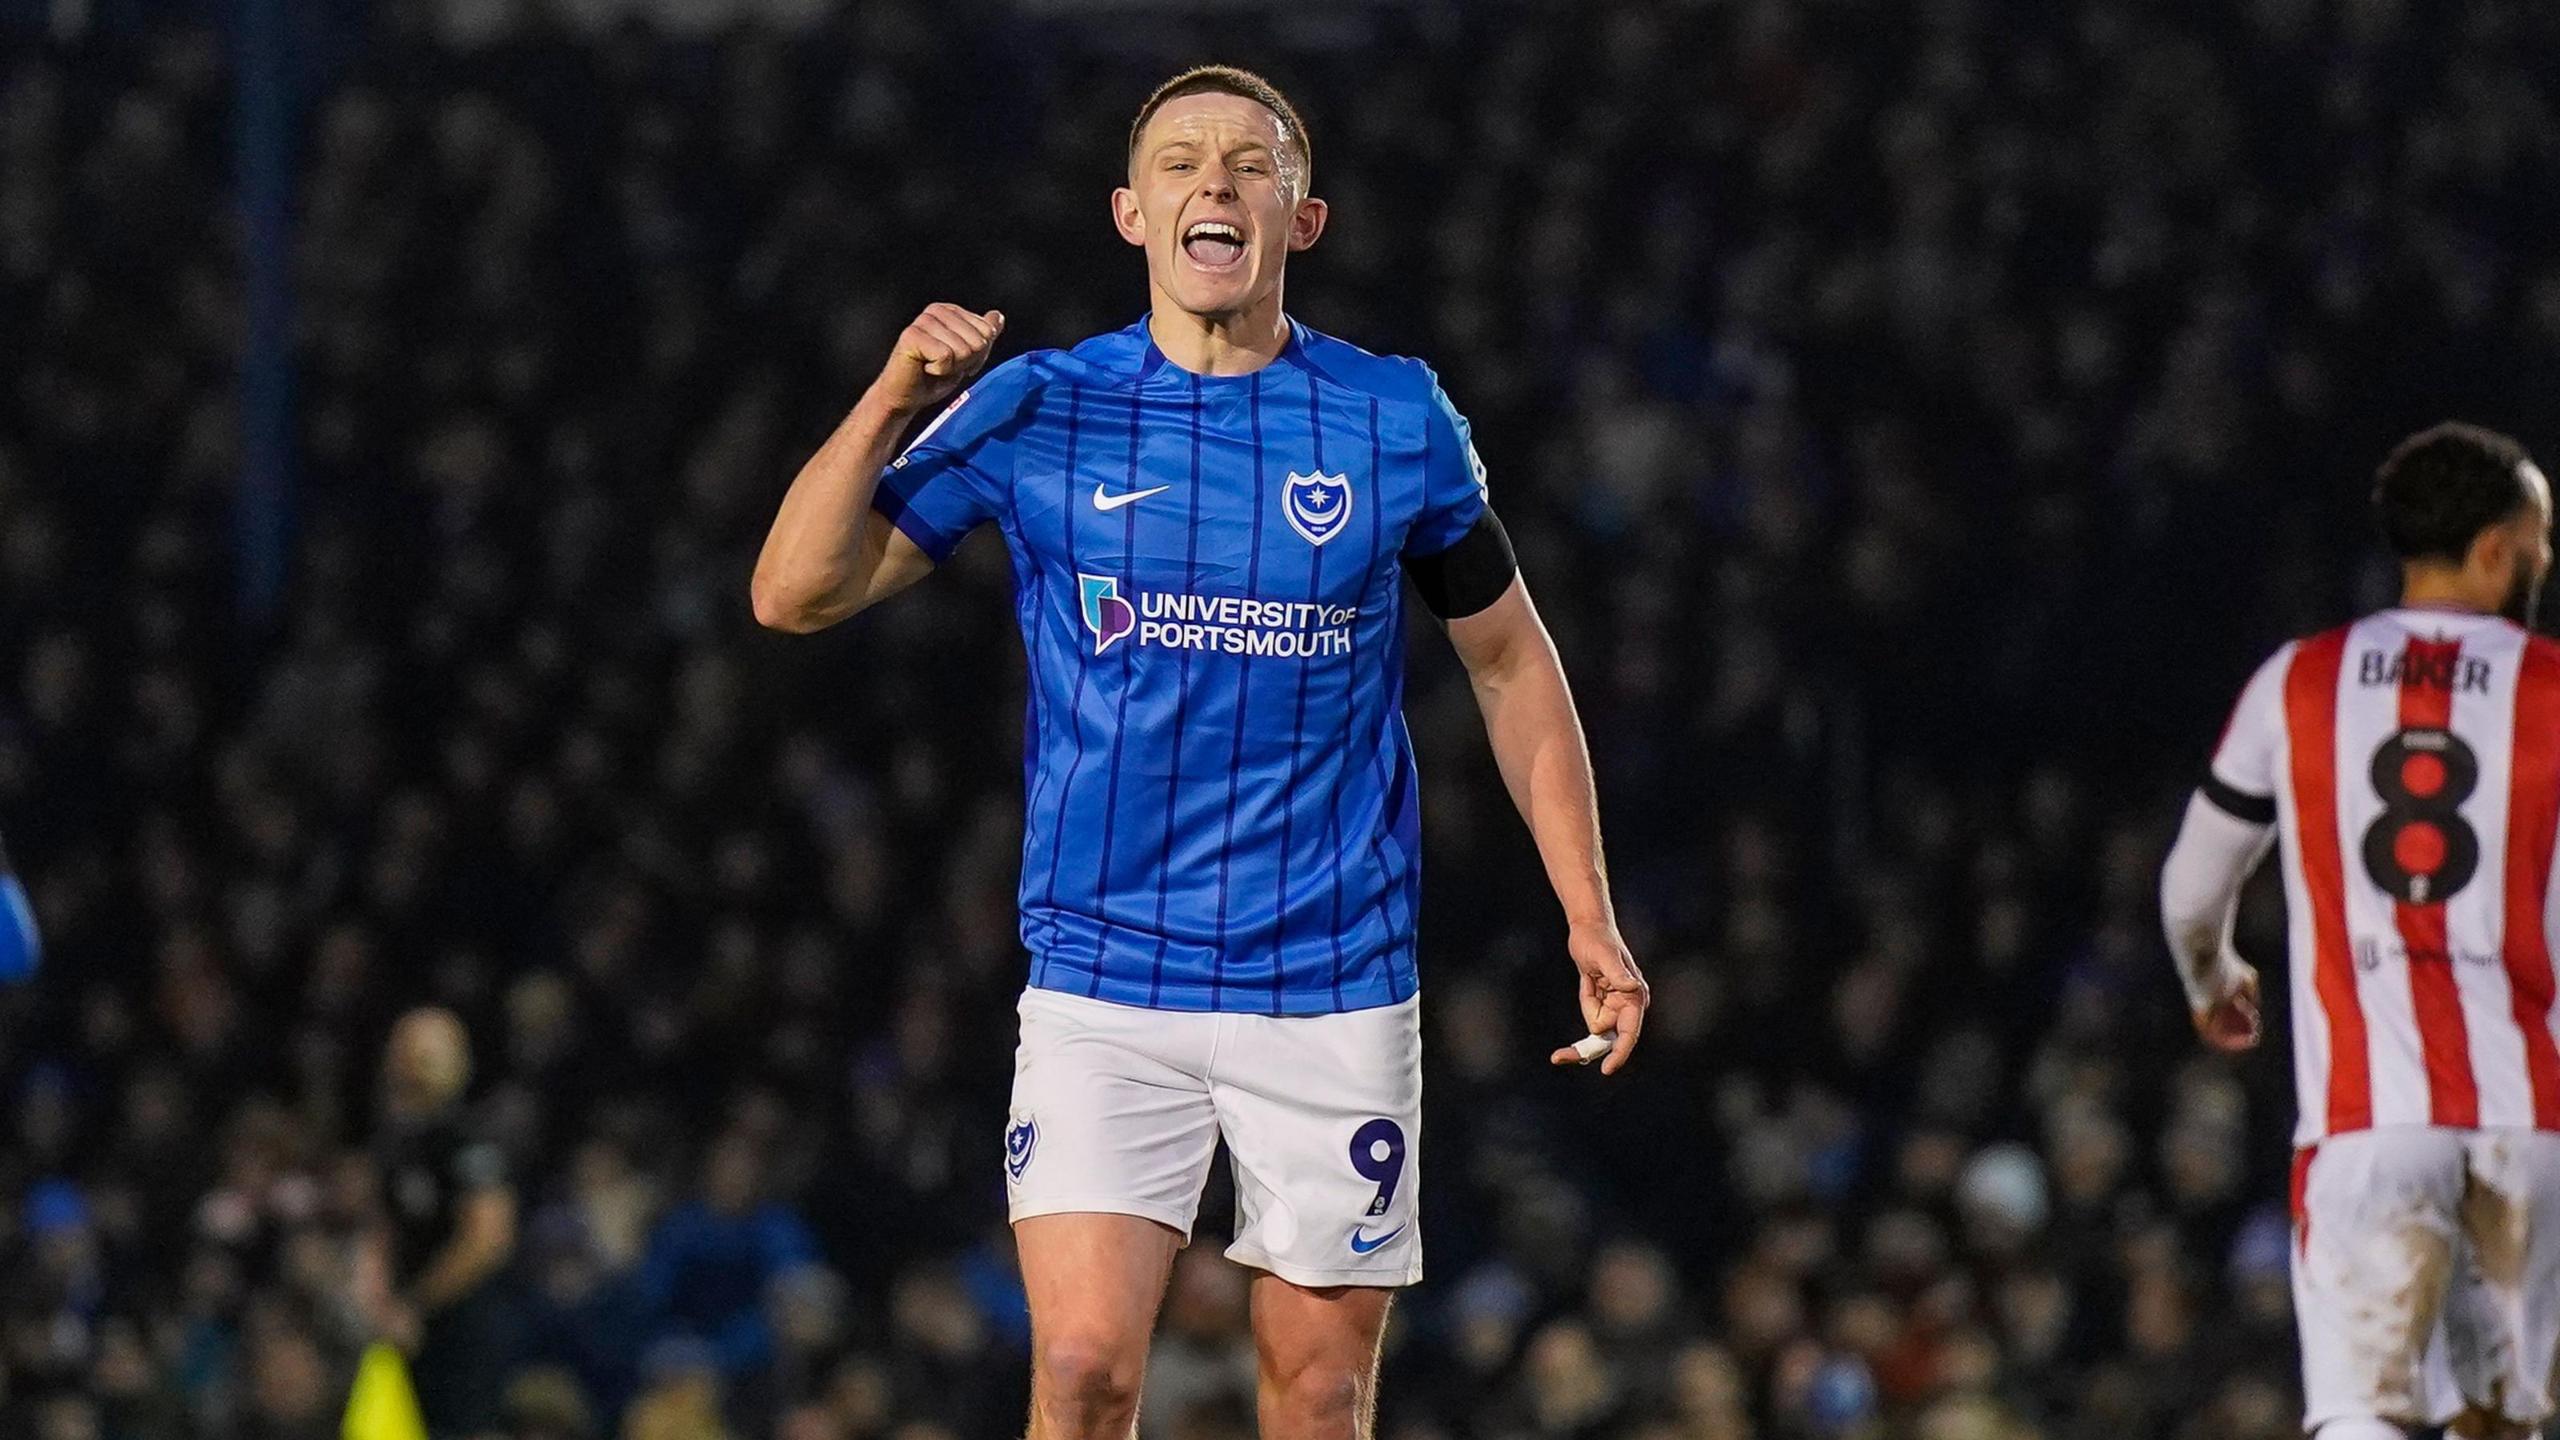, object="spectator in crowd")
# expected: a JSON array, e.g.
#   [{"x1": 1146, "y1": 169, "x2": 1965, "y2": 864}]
[
  {"x1": 630, "y1": 1133, "x2": 817, "y2": 1386},
  {"x1": 624, "y1": 1339, "x2": 734, "y2": 1440},
  {"x1": 496, "y1": 1366, "x2": 596, "y2": 1440}
]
